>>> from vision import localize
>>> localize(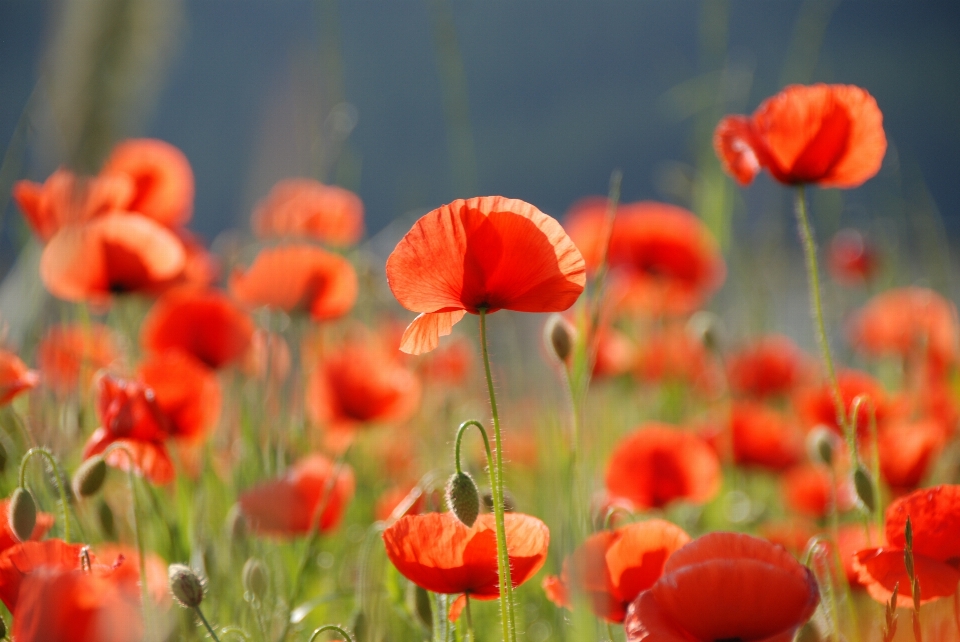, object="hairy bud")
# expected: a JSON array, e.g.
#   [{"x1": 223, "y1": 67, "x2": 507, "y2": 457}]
[
  {"x1": 9, "y1": 487, "x2": 36, "y2": 543},
  {"x1": 807, "y1": 426, "x2": 838, "y2": 466},
  {"x1": 168, "y1": 564, "x2": 205, "y2": 608},
  {"x1": 446, "y1": 472, "x2": 480, "y2": 527},
  {"x1": 853, "y1": 466, "x2": 876, "y2": 513},
  {"x1": 543, "y1": 314, "x2": 575, "y2": 363},
  {"x1": 73, "y1": 456, "x2": 107, "y2": 498},
  {"x1": 242, "y1": 558, "x2": 268, "y2": 601}
]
